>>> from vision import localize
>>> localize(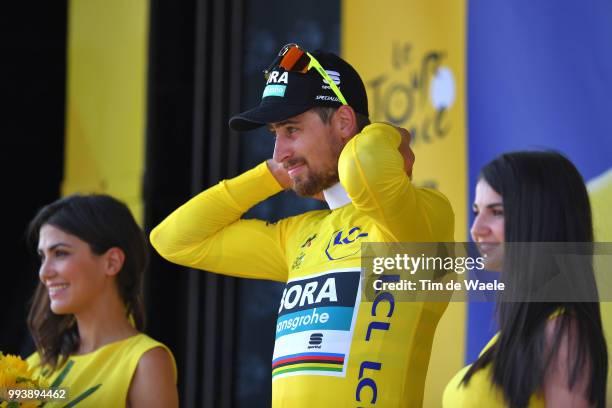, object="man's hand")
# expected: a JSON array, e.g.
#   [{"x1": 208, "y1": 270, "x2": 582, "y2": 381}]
[
  {"x1": 395, "y1": 126, "x2": 415, "y2": 179},
  {"x1": 266, "y1": 159, "x2": 292, "y2": 189}
]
